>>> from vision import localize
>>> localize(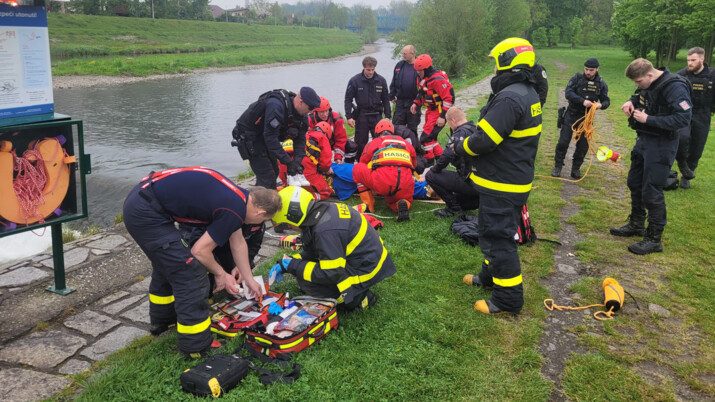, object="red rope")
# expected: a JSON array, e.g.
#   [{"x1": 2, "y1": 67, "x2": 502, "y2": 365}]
[{"x1": 12, "y1": 147, "x2": 48, "y2": 224}]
